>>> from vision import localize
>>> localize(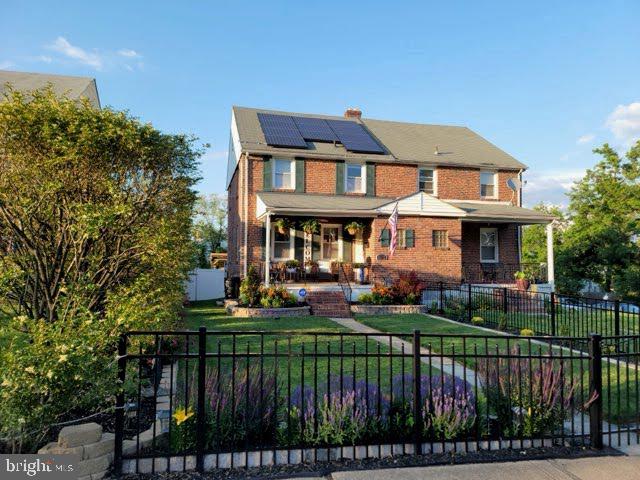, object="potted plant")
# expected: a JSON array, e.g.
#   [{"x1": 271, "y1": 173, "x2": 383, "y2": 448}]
[
  {"x1": 352, "y1": 262, "x2": 365, "y2": 283},
  {"x1": 514, "y1": 270, "x2": 530, "y2": 291},
  {"x1": 300, "y1": 218, "x2": 320, "y2": 234},
  {"x1": 273, "y1": 218, "x2": 293, "y2": 235},
  {"x1": 285, "y1": 259, "x2": 300, "y2": 273},
  {"x1": 304, "y1": 260, "x2": 318, "y2": 274},
  {"x1": 345, "y1": 221, "x2": 364, "y2": 236}
]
